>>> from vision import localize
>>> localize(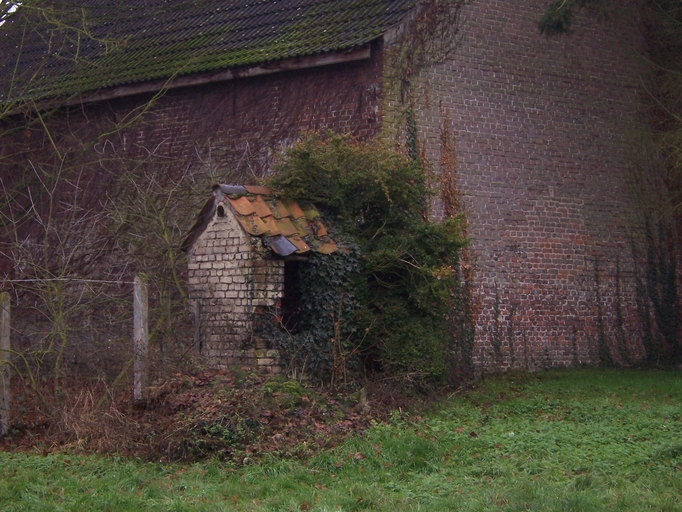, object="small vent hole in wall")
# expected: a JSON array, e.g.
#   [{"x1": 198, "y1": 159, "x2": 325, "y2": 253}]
[{"x1": 217, "y1": 205, "x2": 225, "y2": 217}]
